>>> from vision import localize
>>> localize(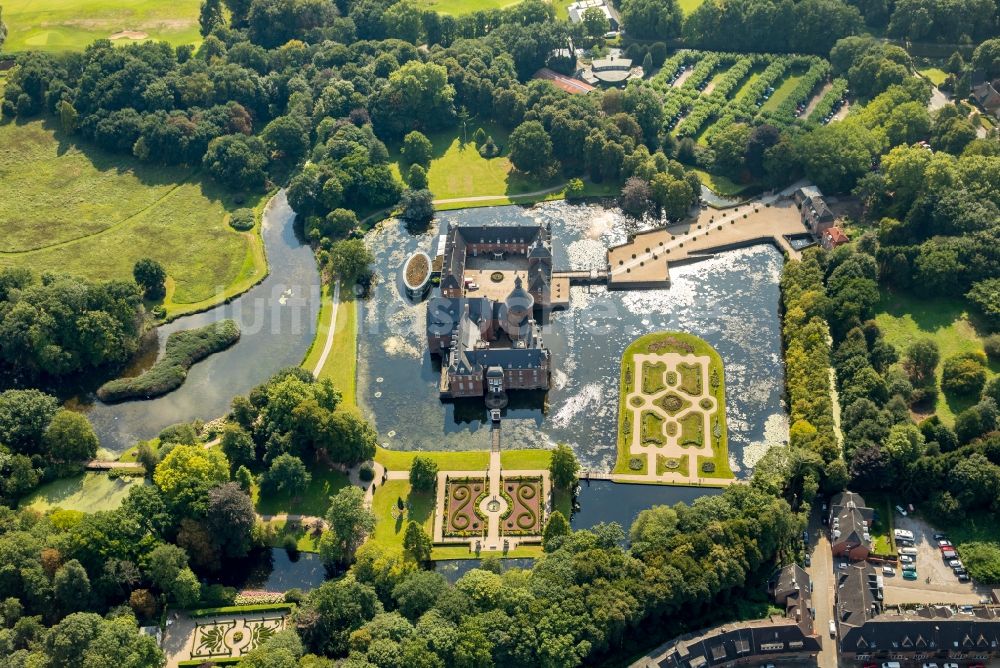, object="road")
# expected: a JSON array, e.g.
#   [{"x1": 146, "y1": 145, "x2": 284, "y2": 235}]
[{"x1": 806, "y1": 508, "x2": 837, "y2": 668}]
